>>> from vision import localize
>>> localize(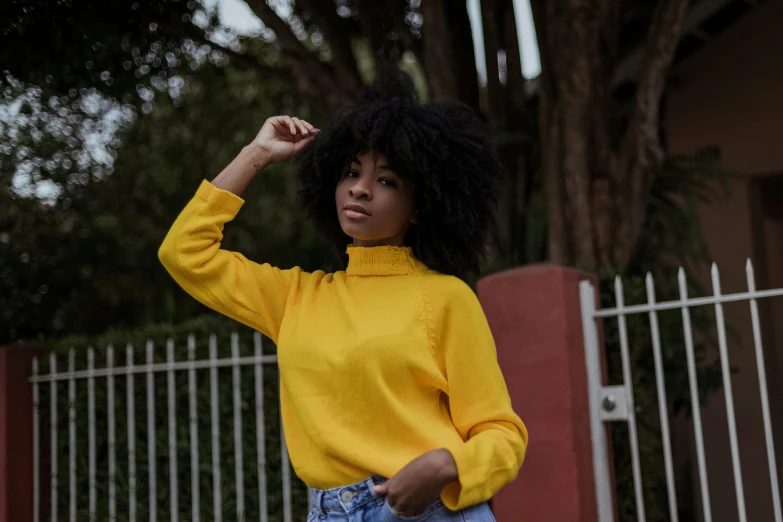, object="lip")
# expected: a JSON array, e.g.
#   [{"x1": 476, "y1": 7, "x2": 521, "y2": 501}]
[{"x1": 343, "y1": 203, "x2": 371, "y2": 219}]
